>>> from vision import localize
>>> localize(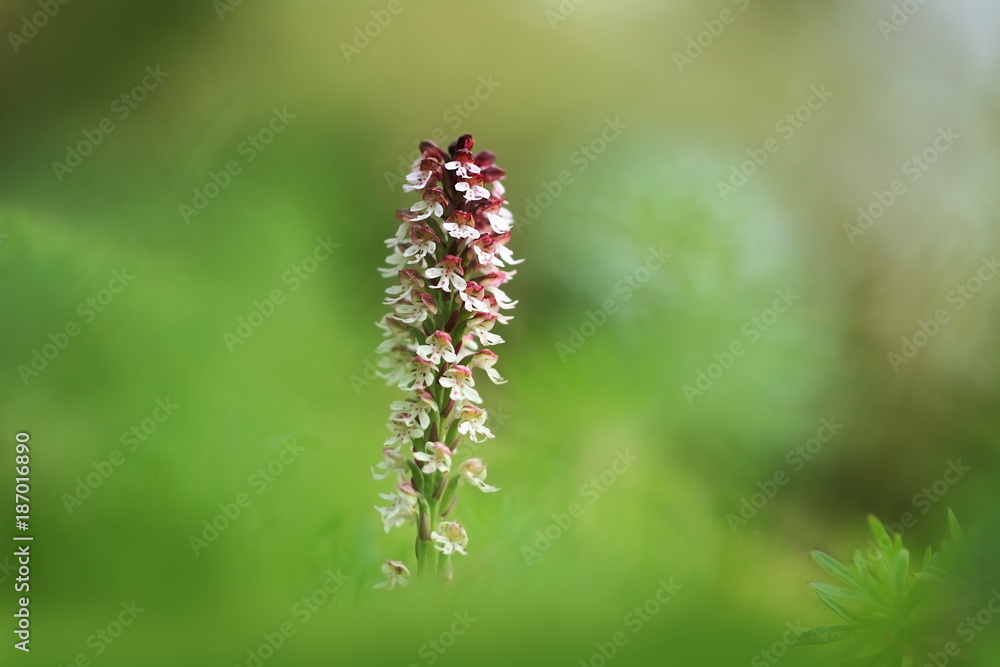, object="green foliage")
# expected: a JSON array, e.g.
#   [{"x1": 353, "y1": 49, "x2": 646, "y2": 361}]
[{"x1": 797, "y1": 510, "x2": 977, "y2": 666}]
